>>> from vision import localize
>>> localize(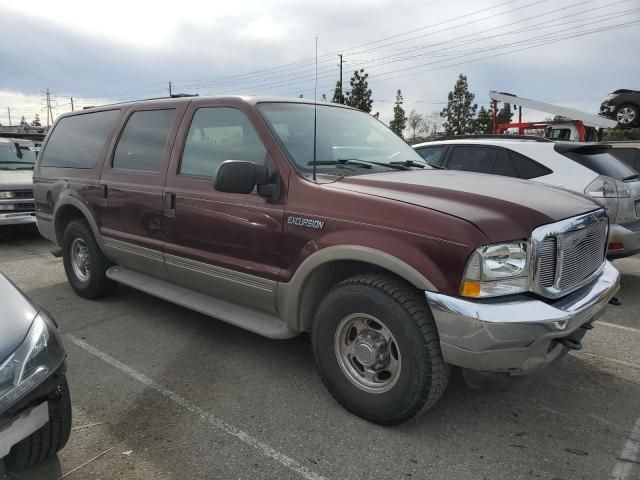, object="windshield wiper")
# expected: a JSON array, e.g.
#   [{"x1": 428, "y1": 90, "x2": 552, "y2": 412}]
[
  {"x1": 308, "y1": 159, "x2": 373, "y2": 169},
  {"x1": 336, "y1": 158, "x2": 412, "y2": 170},
  {"x1": 390, "y1": 160, "x2": 428, "y2": 169}
]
